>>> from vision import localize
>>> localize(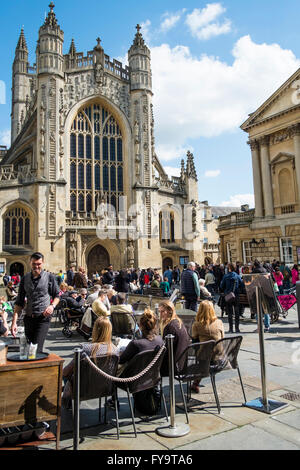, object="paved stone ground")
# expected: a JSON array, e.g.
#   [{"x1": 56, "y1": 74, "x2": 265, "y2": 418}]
[{"x1": 4, "y1": 289, "x2": 300, "y2": 451}]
